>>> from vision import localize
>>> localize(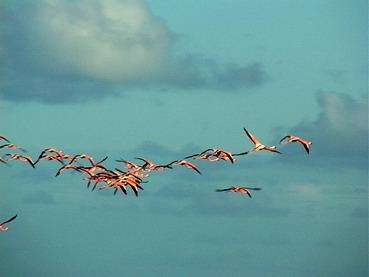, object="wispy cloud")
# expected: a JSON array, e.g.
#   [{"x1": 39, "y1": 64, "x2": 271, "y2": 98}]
[{"x1": 0, "y1": 0, "x2": 268, "y2": 104}]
